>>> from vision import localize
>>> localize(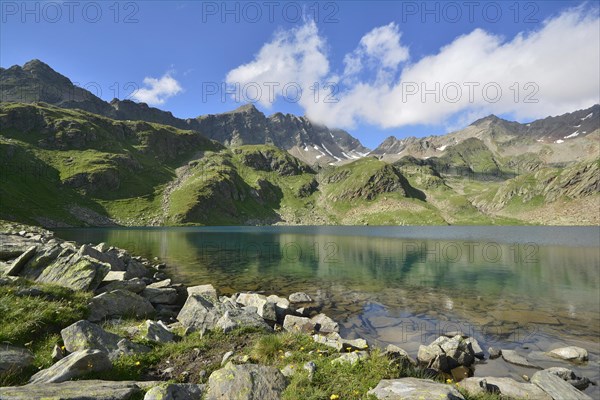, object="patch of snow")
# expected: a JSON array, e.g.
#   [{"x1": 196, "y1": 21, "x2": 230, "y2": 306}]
[
  {"x1": 303, "y1": 143, "x2": 308, "y2": 152},
  {"x1": 333, "y1": 156, "x2": 341, "y2": 161},
  {"x1": 554, "y1": 139, "x2": 564, "y2": 144},
  {"x1": 341, "y1": 151, "x2": 351, "y2": 159},
  {"x1": 526, "y1": 123, "x2": 531, "y2": 127},
  {"x1": 328, "y1": 162, "x2": 335, "y2": 166},
  {"x1": 329, "y1": 132, "x2": 334, "y2": 138},
  {"x1": 564, "y1": 131, "x2": 579, "y2": 139},
  {"x1": 316, "y1": 155, "x2": 323, "y2": 159},
  {"x1": 536, "y1": 139, "x2": 544, "y2": 142},
  {"x1": 581, "y1": 112, "x2": 593, "y2": 121},
  {"x1": 436, "y1": 145, "x2": 448, "y2": 151},
  {"x1": 573, "y1": 124, "x2": 581, "y2": 128}
]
